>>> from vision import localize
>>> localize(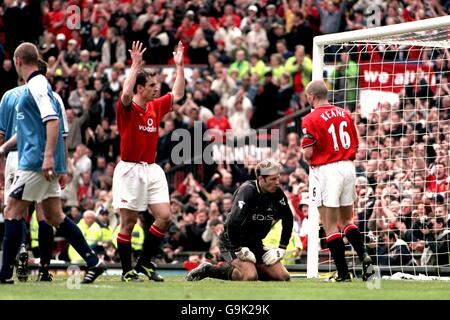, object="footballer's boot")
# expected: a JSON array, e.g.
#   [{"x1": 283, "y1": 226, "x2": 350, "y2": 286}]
[
  {"x1": 362, "y1": 253, "x2": 374, "y2": 282},
  {"x1": 36, "y1": 268, "x2": 53, "y2": 282},
  {"x1": 16, "y1": 245, "x2": 29, "y2": 282},
  {"x1": 121, "y1": 270, "x2": 144, "y2": 283},
  {"x1": 326, "y1": 271, "x2": 353, "y2": 283},
  {"x1": 135, "y1": 262, "x2": 164, "y2": 282},
  {"x1": 185, "y1": 262, "x2": 212, "y2": 281},
  {"x1": 81, "y1": 261, "x2": 107, "y2": 284},
  {"x1": 0, "y1": 277, "x2": 14, "y2": 284}
]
